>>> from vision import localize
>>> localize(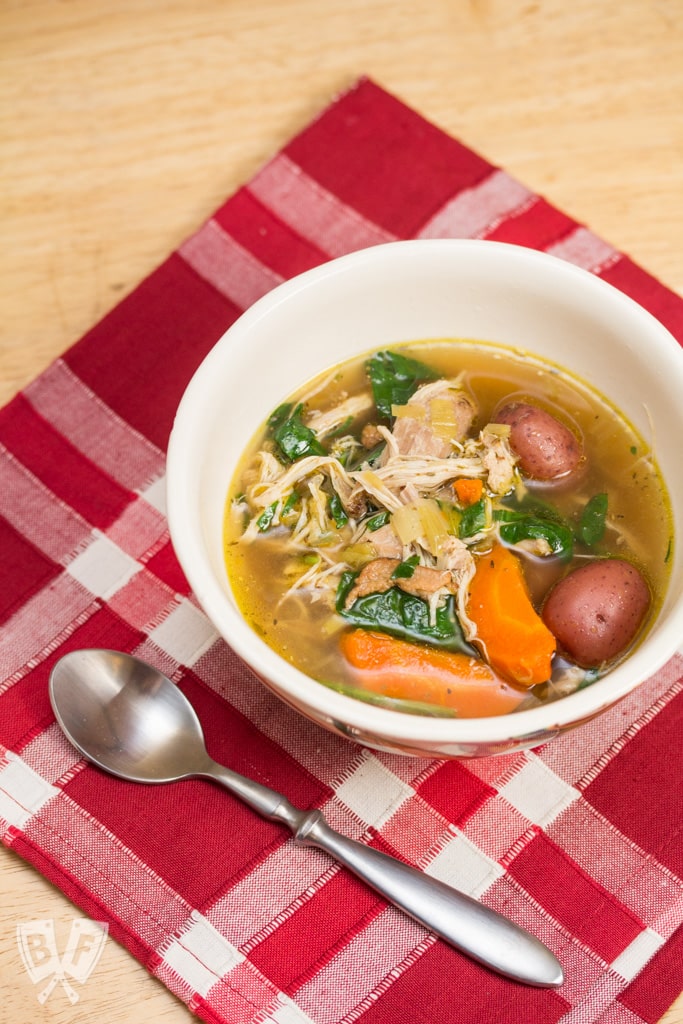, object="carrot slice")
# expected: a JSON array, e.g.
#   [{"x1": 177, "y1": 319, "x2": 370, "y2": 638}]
[
  {"x1": 339, "y1": 629, "x2": 525, "y2": 717},
  {"x1": 467, "y1": 543, "x2": 556, "y2": 686},
  {"x1": 453, "y1": 478, "x2": 484, "y2": 506}
]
